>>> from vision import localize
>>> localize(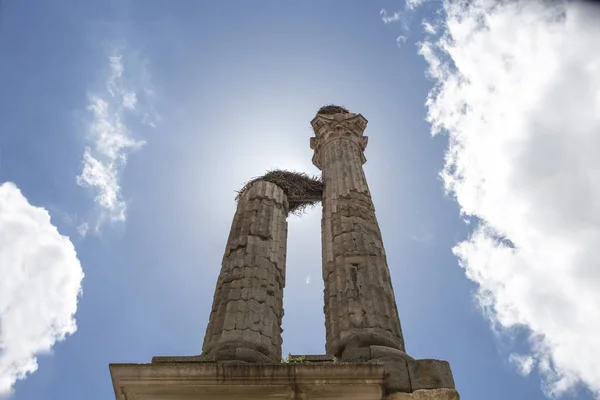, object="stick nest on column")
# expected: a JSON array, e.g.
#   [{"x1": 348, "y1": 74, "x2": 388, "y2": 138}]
[
  {"x1": 317, "y1": 104, "x2": 349, "y2": 115},
  {"x1": 236, "y1": 170, "x2": 323, "y2": 215}
]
